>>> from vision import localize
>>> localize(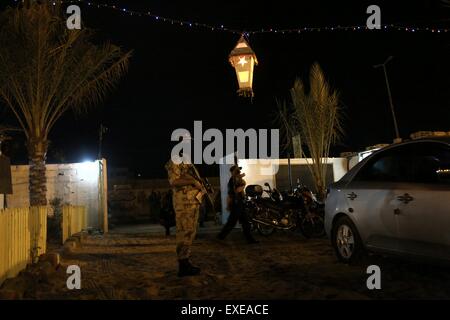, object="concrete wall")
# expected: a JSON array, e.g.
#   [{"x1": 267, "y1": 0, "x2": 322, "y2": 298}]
[
  {"x1": 6, "y1": 162, "x2": 102, "y2": 230},
  {"x1": 108, "y1": 177, "x2": 220, "y2": 223}
]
